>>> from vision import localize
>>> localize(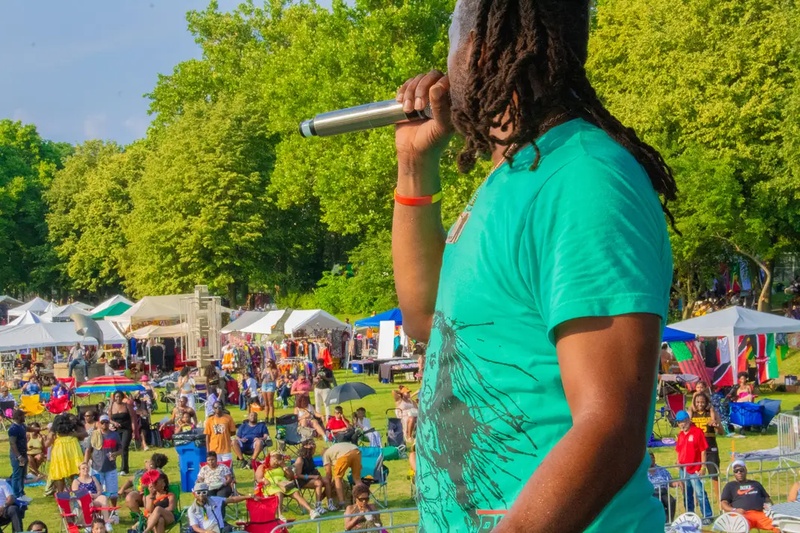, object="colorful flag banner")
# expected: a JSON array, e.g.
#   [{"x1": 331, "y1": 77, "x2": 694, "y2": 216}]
[
  {"x1": 737, "y1": 335, "x2": 753, "y2": 378},
  {"x1": 670, "y1": 341, "x2": 711, "y2": 385},
  {"x1": 712, "y1": 337, "x2": 734, "y2": 387}
]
